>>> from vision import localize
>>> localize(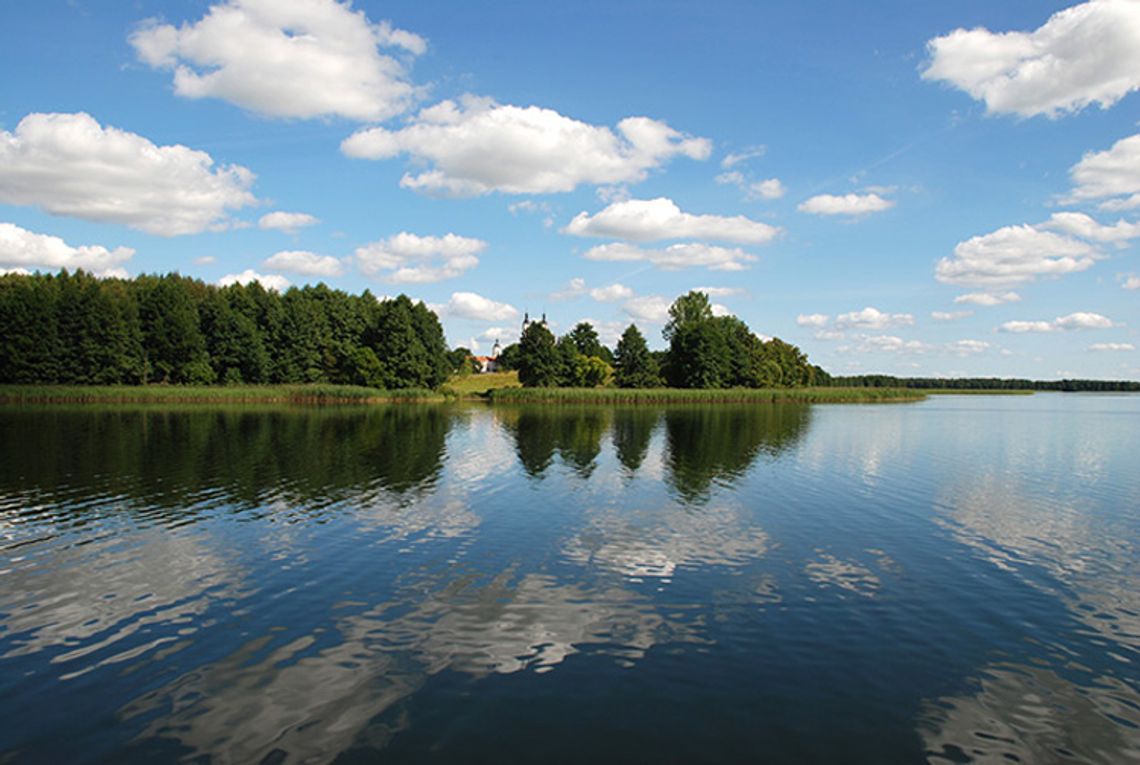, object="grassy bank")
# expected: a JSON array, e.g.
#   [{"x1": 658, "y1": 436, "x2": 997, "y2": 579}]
[
  {"x1": 0, "y1": 384, "x2": 444, "y2": 405},
  {"x1": 442, "y1": 371, "x2": 521, "y2": 398},
  {"x1": 487, "y1": 386, "x2": 926, "y2": 404}
]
